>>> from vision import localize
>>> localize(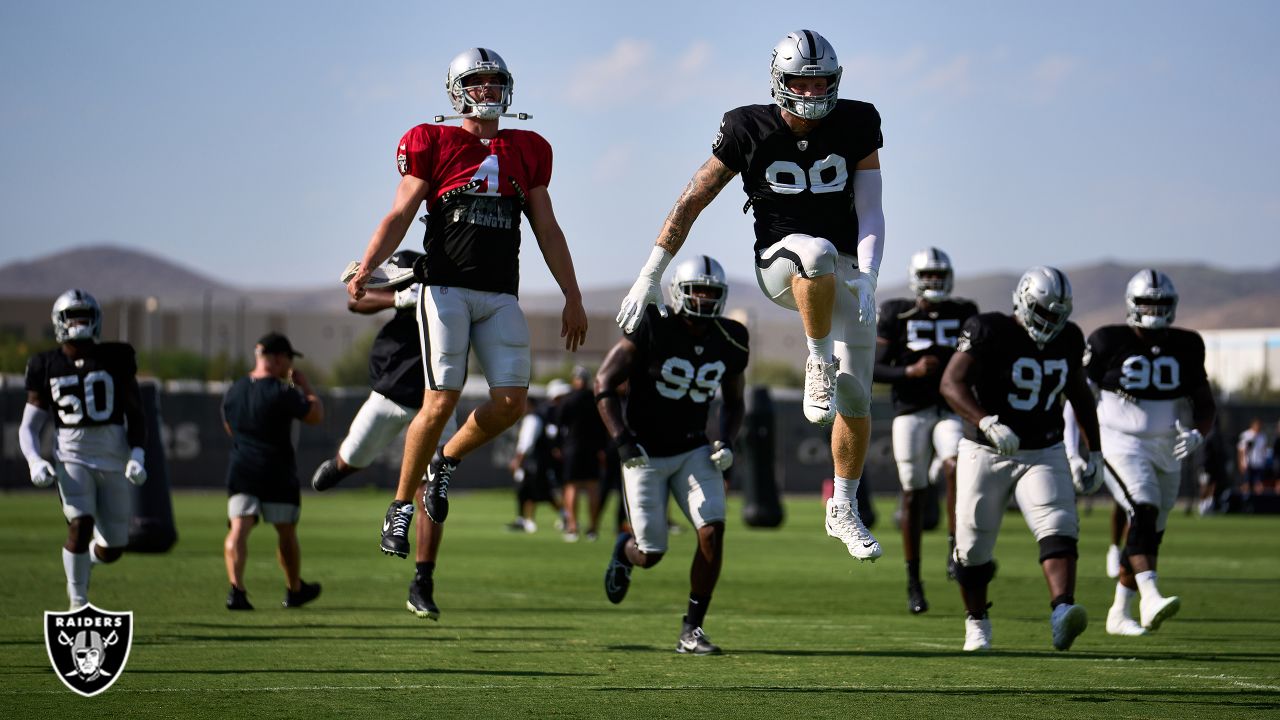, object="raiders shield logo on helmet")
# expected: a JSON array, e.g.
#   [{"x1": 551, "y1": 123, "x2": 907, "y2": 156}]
[{"x1": 44, "y1": 604, "x2": 134, "y2": 697}]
